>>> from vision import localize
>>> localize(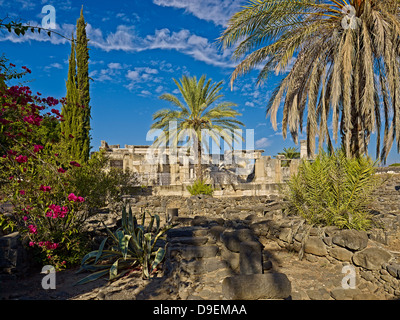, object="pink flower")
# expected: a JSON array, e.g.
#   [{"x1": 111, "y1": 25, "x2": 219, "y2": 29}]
[
  {"x1": 39, "y1": 185, "x2": 52, "y2": 192},
  {"x1": 49, "y1": 243, "x2": 59, "y2": 250},
  {"x1": 22, "y1": 66, "x2": 31, "y2": 73},
  {"x1": 33, "y1": 145, "x2": 43, "y2": 153},
  {"x1": 15, "y1": 155, "x2": 28, "y2": 163},
  {"x1": 77, "y1": 196, "x2": 85, "y2": 203},
  {"x1": 29, "y1": 241, "x2": 35, "y2": 247},
  {"x1": 27, "y1": 225, "x2": 37, "y2": 234},
  {"x1": 68, "y1": 193, "x2": 78, "y2": 202},
  {"x1": 59, "y1": 206, "x2": 69, "y2": 218},
  {"x1": 57, "y1": 167, "x2": 66, "y2": 173},
  {"x1": 70, "y1": 161, "x2": 81, "y2": 167},
  {"x1": 19, "y1": 190, "x2": 25, "y2": 195},
  {"x1": 23, "y1": 216, "x2": 28, "y2": 221}
]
